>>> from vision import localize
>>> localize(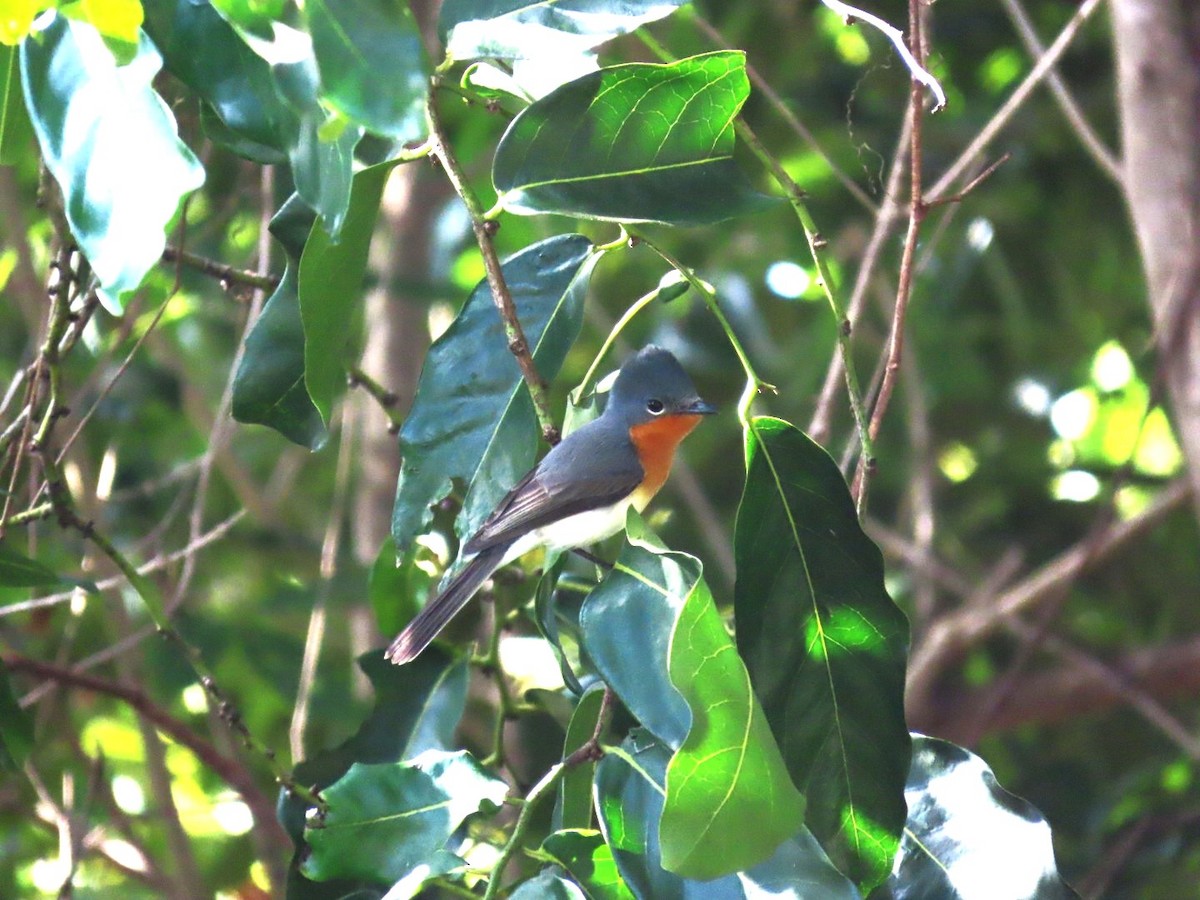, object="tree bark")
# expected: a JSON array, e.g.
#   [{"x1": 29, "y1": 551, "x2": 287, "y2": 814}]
[{"x1": 1111, "y1": 0, "x2": 1200, "y2": 521}]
